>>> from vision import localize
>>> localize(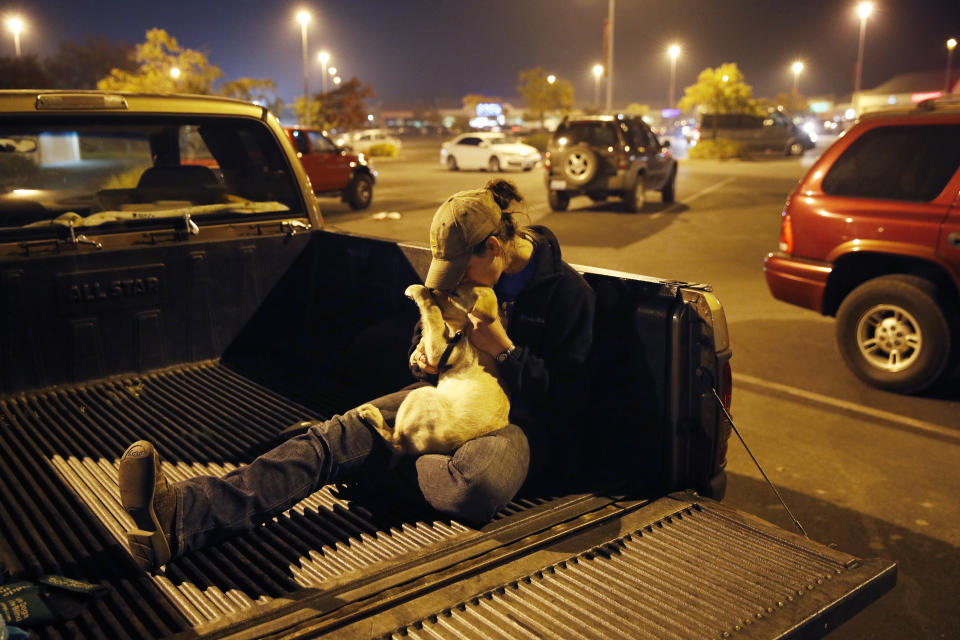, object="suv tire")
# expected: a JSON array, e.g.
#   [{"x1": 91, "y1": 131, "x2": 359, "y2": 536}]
[
  {"x1": 661, "y1": 169, "x2": 676, "y2": 203},
  {"x1": 786, "y1": 139, "x2": 805, "y2": 156},
  {"x1": 622, "y1": 176, "x2": 646, "y2": 212},
  {"x1": 548, "y1": 190, "x2": 570, "y2": 211},
  {"x1": 447, "y1": 155, "x2": 458, "y2": 171},
  {"x1": 835, "y1": 275, "x2": 952, "y2": 393},
  {"x1": 487, "y1": 157, "x2": 501, "y2": 172},
  {"x1": 561, "y1": 147, "x2": 598, "y2": 186},
  {"x1": 345, "y1": 174, "x2": 374, "y2": 210}
]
